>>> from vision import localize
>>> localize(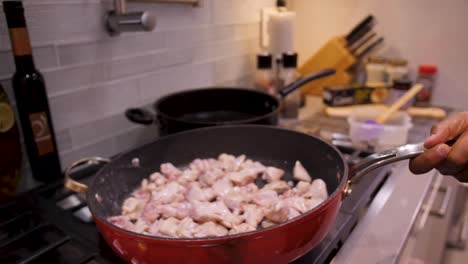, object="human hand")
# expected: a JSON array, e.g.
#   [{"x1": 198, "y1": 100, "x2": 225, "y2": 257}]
[{"x1": 409, "y1": 112, "x2": 468, "y2": 182}]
